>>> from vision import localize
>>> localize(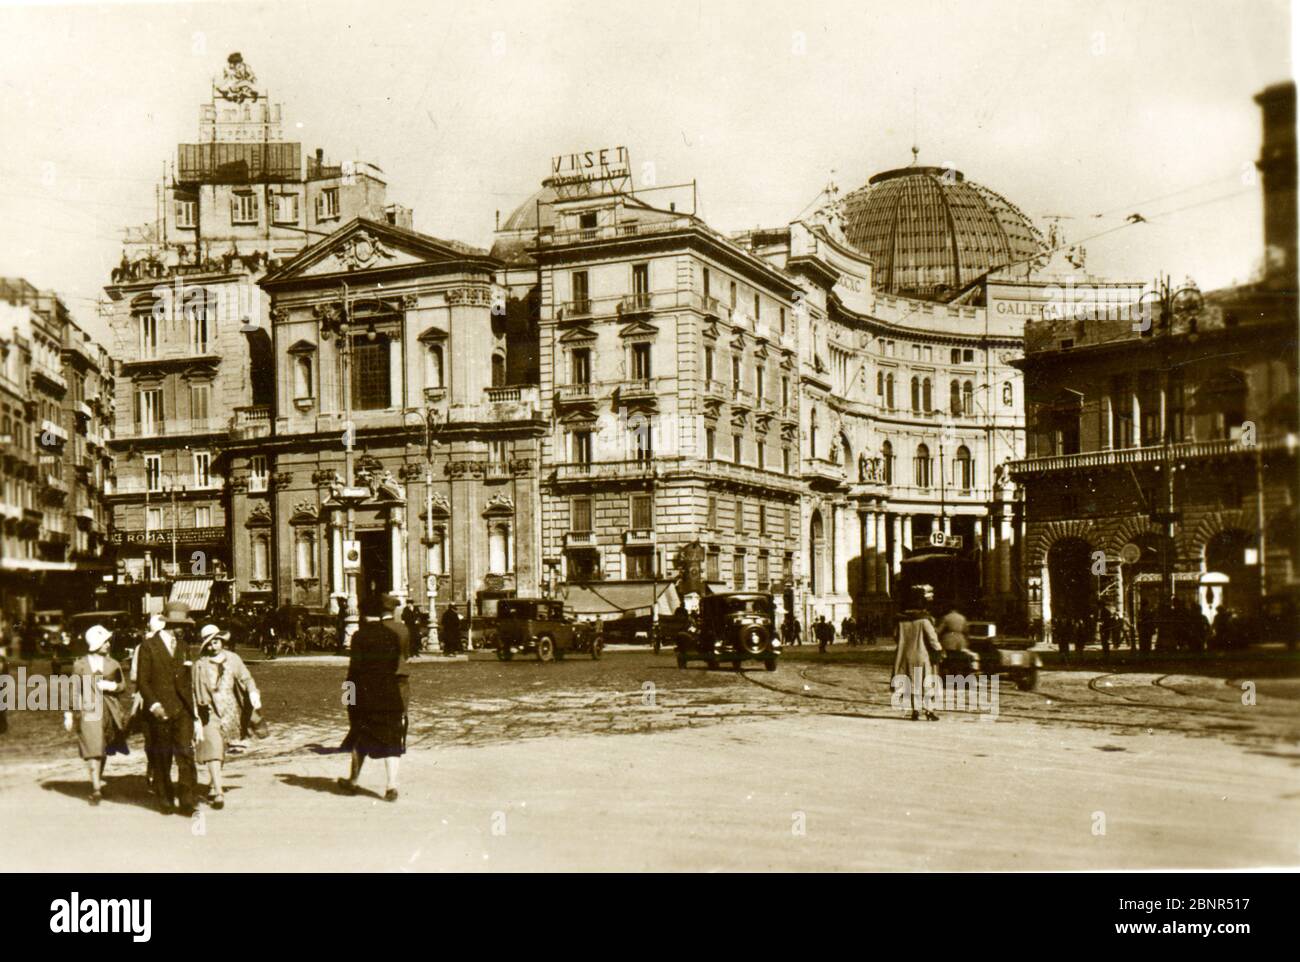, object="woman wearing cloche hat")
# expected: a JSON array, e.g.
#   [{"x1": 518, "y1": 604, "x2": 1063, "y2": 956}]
[
  {"x1": 63, "y1": 624, "x2": 132, "y2": 805},
  {"x1": 192, "y1": 623, "x2": 261, "y2": 809}
]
